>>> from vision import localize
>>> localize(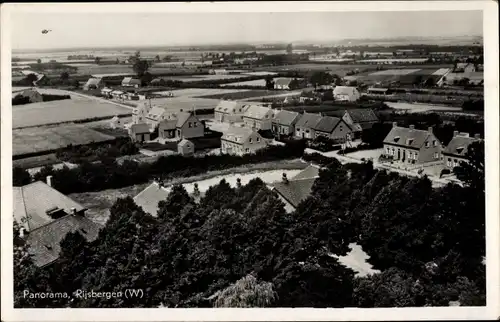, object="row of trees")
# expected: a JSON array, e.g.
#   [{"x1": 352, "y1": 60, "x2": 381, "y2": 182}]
[{"x1": 14, "y1": 141, "x2": 485, "y2": 308}]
